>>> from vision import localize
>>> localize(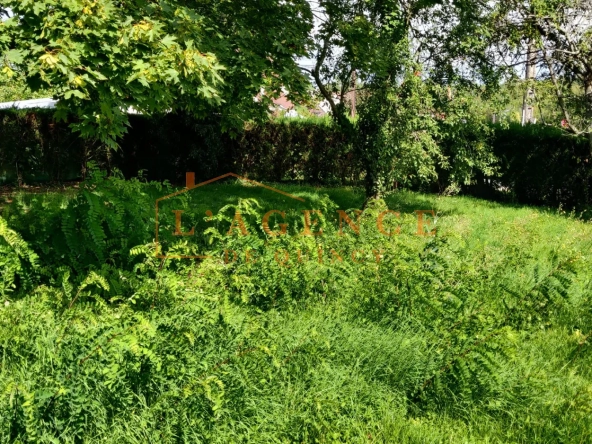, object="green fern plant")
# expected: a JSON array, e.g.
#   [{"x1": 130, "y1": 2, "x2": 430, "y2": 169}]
[
  {"x1": 501, "y1": 251, "x2": 581, "y2": 328},
  {"x1": 5, "y1": 166, "x2": 168, "y2": 297},
  {"x1": 0, "y1": 215, "x2": 38, "y2": 297}
]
